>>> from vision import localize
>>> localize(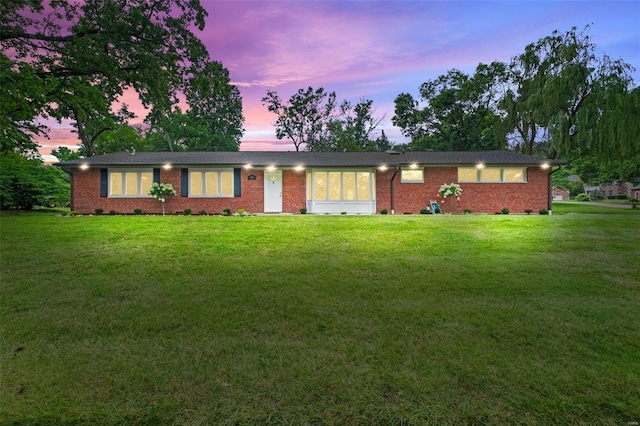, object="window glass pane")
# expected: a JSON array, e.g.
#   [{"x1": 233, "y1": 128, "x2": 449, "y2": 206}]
[
  {"x1": 190, "y1": 171, "x2": 203, "y2": 195},
  {"x1": 481, "y1": 168, "x2": 501, "y2": 182},
  {"x1": 401, "y1": 169, "x2": 423, "y2": 182},
  {"x1": 503, "y1": 168, "x2": 525, "y2": 182},
  {"x1": 125, "y1": 172, "x2": 138, "y2": 195},
  {"x1": 343, "y1": 172, "x2": 356, "y2": 200},
  {"x1": 110, "y1": 172, "x2": 122, "y2": 196},
  {"x1": 205, "y1": 172, "x2": 218, "y2": 195},
  {"x1": 306, "y1": 172, "x2": 311, "y2": 201},
  {"x1": 140, "y1": 172, "x2": 152, "y2": 195},
  {"x1": 329, "y1": 172, "x2": 341, "y2": 201},
  {"x1": 458, "y1": 168, "x2": 477, "y2": 182},
  {"x1": 220, "y1": 171, "x2": 233, "y2": 196},
  {"x1": 314, "y1": 172, "x2": 327, "y2": 201},
  {"x1": 357, "y1": 172, "x2": 370, "y2": 201},
  {"x1": 371, "y1": 173, "x2": 376, "y2": 200}
]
